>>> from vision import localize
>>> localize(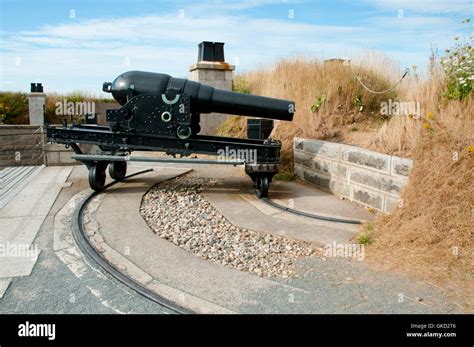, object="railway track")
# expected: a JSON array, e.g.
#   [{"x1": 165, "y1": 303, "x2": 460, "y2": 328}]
[
  {"x1": 71, "y1": 168, "x2": 362, "y2": 313},
  {"x1": 260, "y1": 197, "x2": 363, "y2": 225},
  {"x1": 72, "y1": 168, "x2": 193, "y2": 314}
]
